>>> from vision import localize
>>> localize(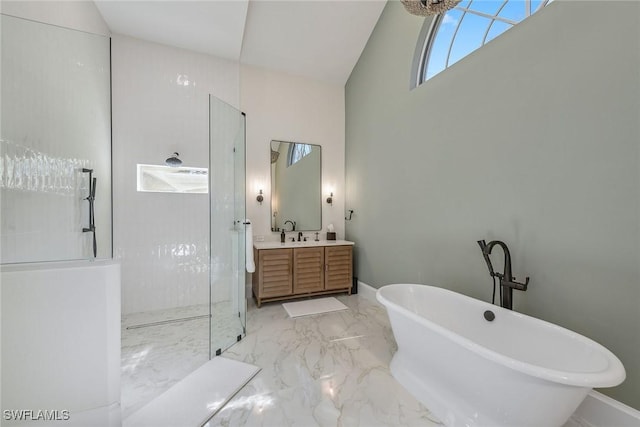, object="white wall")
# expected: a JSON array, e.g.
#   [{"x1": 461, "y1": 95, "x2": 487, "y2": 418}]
[
  {"x1": 242, "y1": 64, "x2": 346, "y2": 242},
  {"x1": 111, "y1": 34, "x2": 240, "y2": 315},
  {"x1": 1, "y1": 261, "x2": 120, "y2": 424},
  {"x1": 346, "y1": 0, "x2": 640, "y2": 409},
  {"x1": 0, "y1": 1, "x2": 109, "y2": 36}
]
